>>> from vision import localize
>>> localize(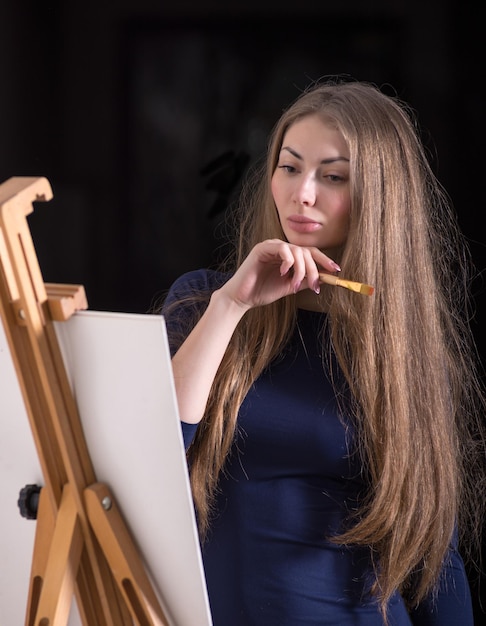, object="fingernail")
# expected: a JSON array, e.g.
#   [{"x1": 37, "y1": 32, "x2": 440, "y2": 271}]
[
  {"x1": 293, "y1": 280, "x2": 302, "y2": 294},
  {"x1": 313, "y1": 279, "x2": 320, "y2": 294},
  {"x1": 331, "y1": 262, "x2": 341, "y2": 272}
]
